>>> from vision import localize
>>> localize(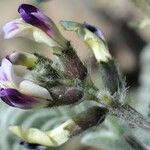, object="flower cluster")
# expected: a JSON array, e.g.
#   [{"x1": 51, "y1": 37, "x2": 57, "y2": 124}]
[
  {"x1": 1, "y1": 3, "x2": 150, "y2": 150},
  {"x1": 2, "y1": 4, "x2": 86, "y2": 109}
]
